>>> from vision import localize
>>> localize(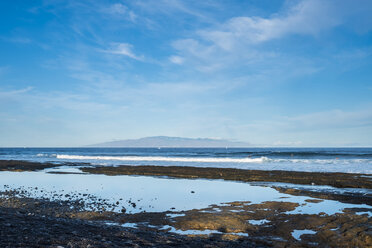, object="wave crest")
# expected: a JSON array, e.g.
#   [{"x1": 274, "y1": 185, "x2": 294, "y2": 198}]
[{"x1": 56, "y1": 154, "x2": 269, "y2": 163}]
